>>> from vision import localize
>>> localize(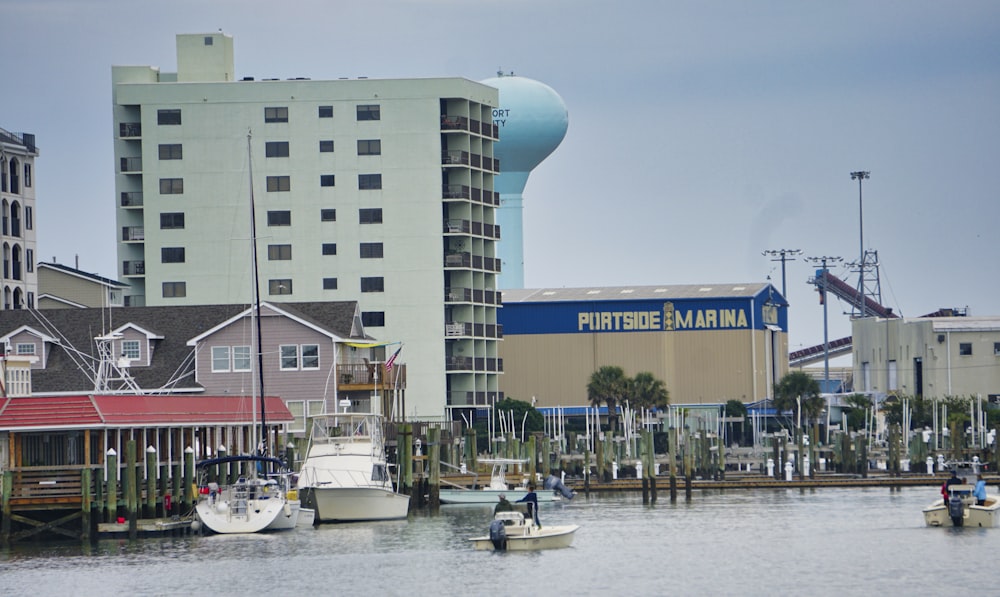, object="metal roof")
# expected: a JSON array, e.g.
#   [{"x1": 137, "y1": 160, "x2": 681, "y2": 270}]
[{"x1": 501, "y1": 283, "x2": 773, "y2": 303}]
